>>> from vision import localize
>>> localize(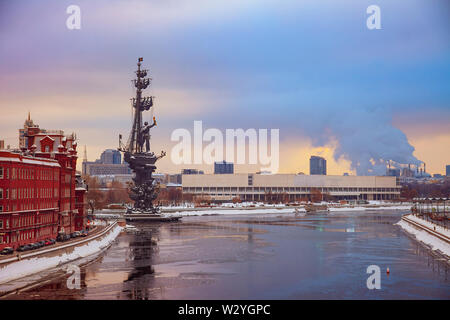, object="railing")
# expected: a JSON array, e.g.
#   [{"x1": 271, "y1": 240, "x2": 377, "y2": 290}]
[
  {"x1": 412, "y1": 213, "x2": 450, "y2": 230},
  {"x1": 402, "y1": 215, "x2": 450, "y2": 244},
  {"x1": 410, "y1": 198, "x2": 449, "y2": 230}
]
